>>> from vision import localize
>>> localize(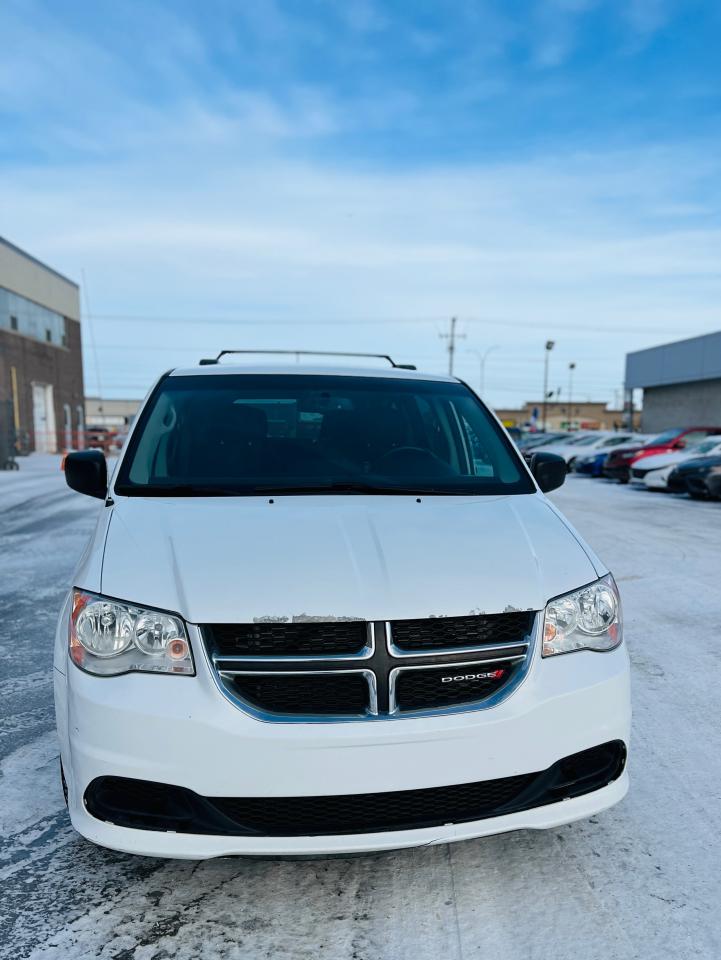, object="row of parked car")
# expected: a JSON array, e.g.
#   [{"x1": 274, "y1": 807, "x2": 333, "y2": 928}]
[{"x1": 517, "y1": 427, "x2": 721, "y2": 500}]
